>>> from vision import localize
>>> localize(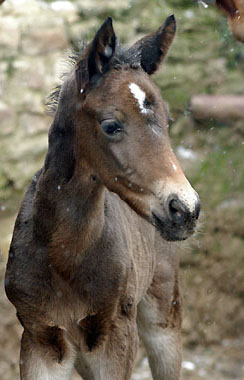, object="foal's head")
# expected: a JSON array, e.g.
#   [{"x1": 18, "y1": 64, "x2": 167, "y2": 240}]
[{"x1": 54, "y1": 16, "x2": 200, "y2": 241}]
